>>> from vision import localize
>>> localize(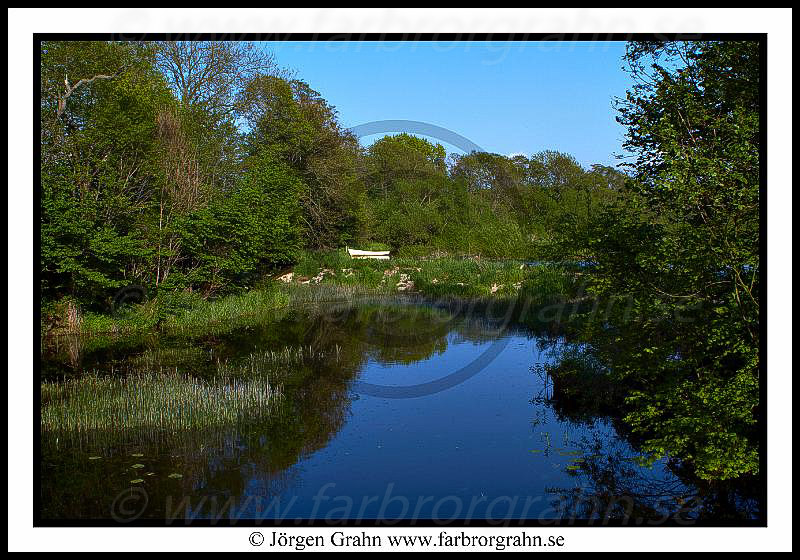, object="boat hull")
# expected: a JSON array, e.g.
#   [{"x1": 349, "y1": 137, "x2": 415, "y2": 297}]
[{"x1": 347, "y1": 248, "x2": 391, "y2": 259}]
